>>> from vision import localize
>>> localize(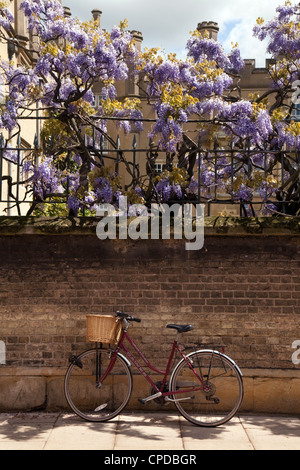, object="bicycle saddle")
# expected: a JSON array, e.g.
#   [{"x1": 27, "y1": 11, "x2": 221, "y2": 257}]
[{"x1": 167, "y1": 324, "x2": 194, "y2": 333}]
